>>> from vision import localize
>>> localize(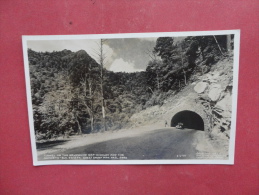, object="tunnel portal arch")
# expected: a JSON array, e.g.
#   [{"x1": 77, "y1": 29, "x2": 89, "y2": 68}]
[{"x1": 171, "y1": 110, "x2": 205, "y2": 131}]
